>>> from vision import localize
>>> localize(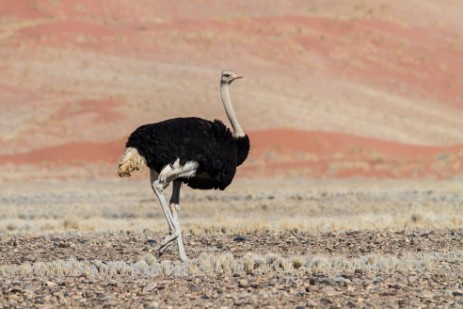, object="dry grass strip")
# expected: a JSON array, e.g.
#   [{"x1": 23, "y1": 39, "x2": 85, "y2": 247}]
[{"x1": 1, "y1": 251, "x2": 461, "y2": 278}]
